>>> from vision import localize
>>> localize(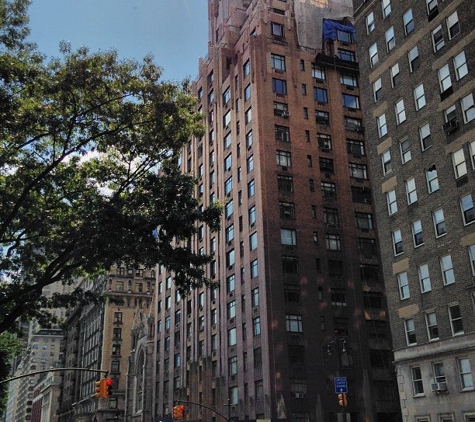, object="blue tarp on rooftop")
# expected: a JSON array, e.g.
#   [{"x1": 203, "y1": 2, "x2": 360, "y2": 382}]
[{"x1": 323, "y1": 18, "x2": 357, "y2": 42}]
